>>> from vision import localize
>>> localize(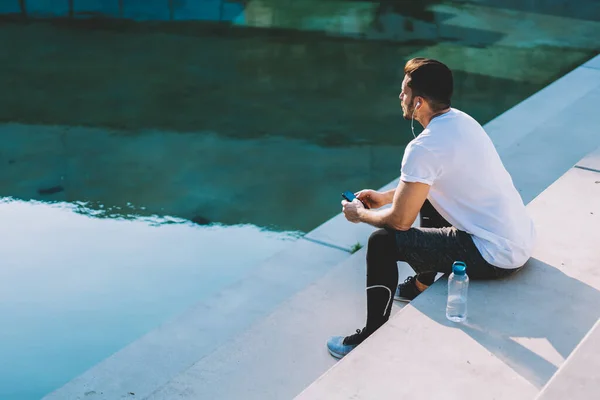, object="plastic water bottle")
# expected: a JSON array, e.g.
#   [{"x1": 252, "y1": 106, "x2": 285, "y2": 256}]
[{"x1": 446, "y1": 261, "x2": 469, "y2": 322}]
